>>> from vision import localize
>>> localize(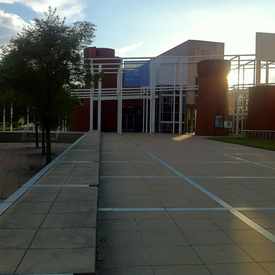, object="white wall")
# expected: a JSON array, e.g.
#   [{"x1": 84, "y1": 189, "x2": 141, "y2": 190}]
[{"x1": 151, "y1": 40, "x2": 224, "y2": 87}]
